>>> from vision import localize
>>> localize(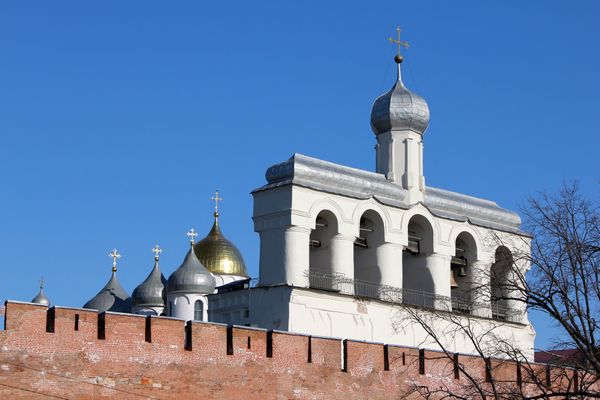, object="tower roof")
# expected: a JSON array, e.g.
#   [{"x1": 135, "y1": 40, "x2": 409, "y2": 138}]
[
  {"x1": 167, "y1": 240, "x2": 216, "y2": 294},
  {"x1": 31, "y1": 278, "x2": 50, "y2": 306},
  {"x1": 132, "y1": 249, "x2": 167, "y2": 308},
  {"x1": 370, "y1": 56, "x2": 430, "y2": 135},
  {"x1": 83, "y1": 271, "x2": 132, "y2": 313},
  {"x1": 83, "y1": 249, "x2": 131, "y2": 313},
  {"x1": 194, "y1": 212, "x2": 248, "y2": 277},
  {"x1": 31, "y1": 287, "x2": 50, "y2": 306}
]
